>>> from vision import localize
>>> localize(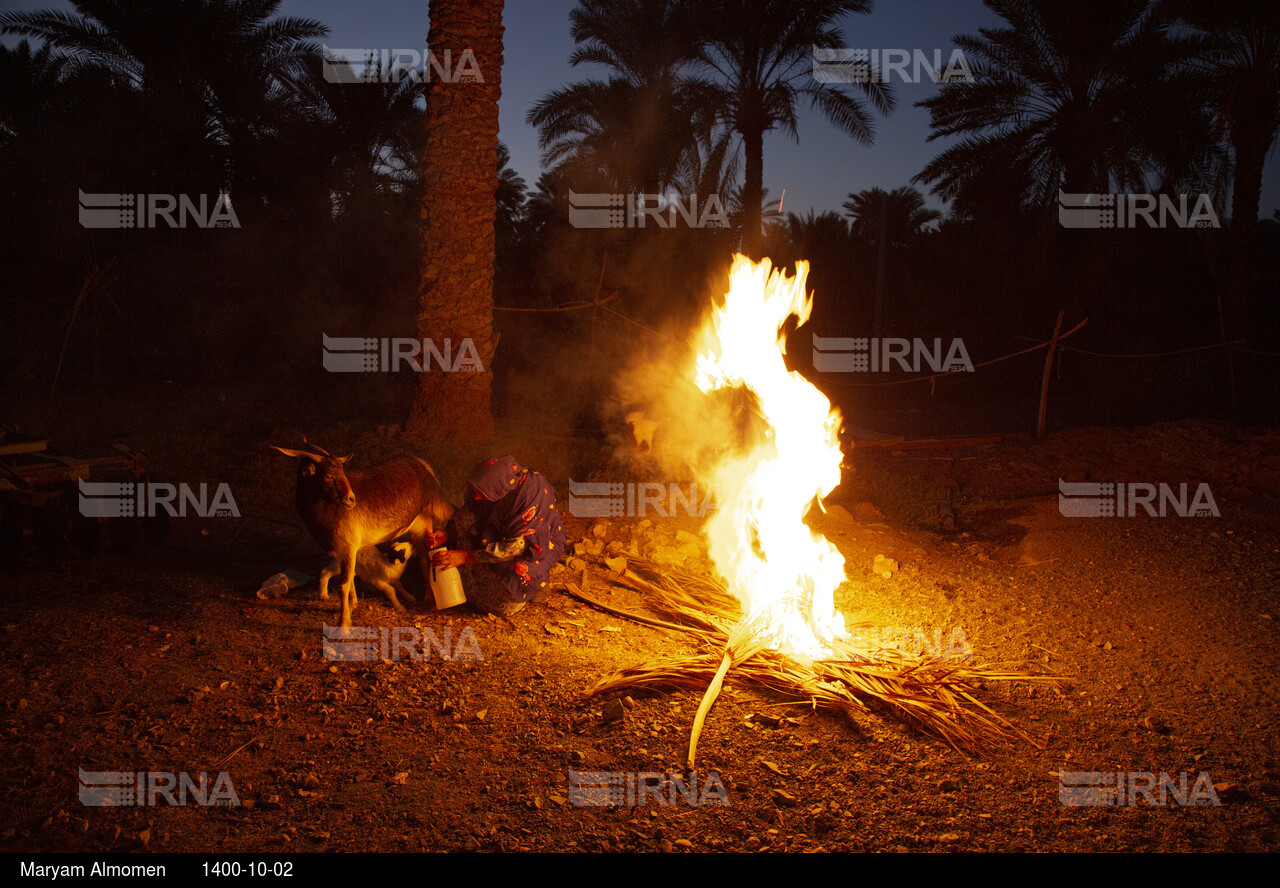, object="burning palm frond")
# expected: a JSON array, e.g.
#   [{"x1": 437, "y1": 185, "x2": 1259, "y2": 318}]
[{"x1": 584, "y1": 554, "x2": 1050, "y2": 753}]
